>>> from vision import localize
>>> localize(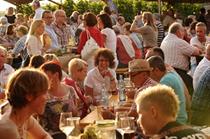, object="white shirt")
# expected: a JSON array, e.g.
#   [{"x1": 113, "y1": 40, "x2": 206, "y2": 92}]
[
  {"x1": 33, "y1": 7, "x2": 44, "y2": 20},
  {"x1": 26, "y1": 35, "x2": 43, "y2": 55},
  {"x1": 101, "y1": 28, "x2": 117, "y2": 53},
  {"x1": 101, "y1": 28, "x2": 118, "y2": 68},
  {"x1": 161, "y1": 33, "x2": 196, "y2": 71},
  {"x1": 193, "y1": 56, "x2": 210, "y2": 89},
  {"x1": 190, "y1": 36, "x2": 210, "y2": 52},
  {"x1": 0, "y1": 64, "x2": 14, "y2": 88},
  {"x1": 84, "y1": 67, "x2": 116, "y2": 100}
]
